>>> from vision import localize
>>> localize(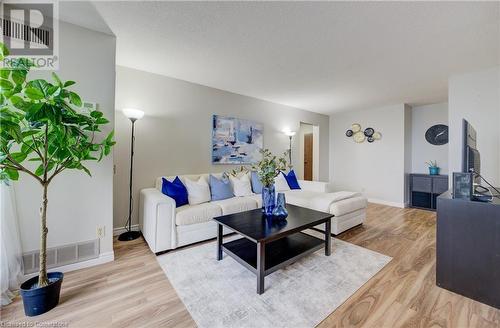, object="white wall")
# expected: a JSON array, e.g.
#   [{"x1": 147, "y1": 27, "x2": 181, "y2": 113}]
[
  {"x1": 13, "y1": 21, "x2": 116, "y2": 259},
  {"x1": 330, "y1": 104, "x2": 408, "y2": 207},
  {"x1": 448, "y1": 66, "x2": 500, "y2": 186},
  {"x1": 114, "y1": 66, "x2": 329, "y2": 229},
  {"x1": 411, "y1": 102, "x2": 449, "y2": 174},
  {"x1": 404, "y1": 104, "x2": 412, "y2": 206}
]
